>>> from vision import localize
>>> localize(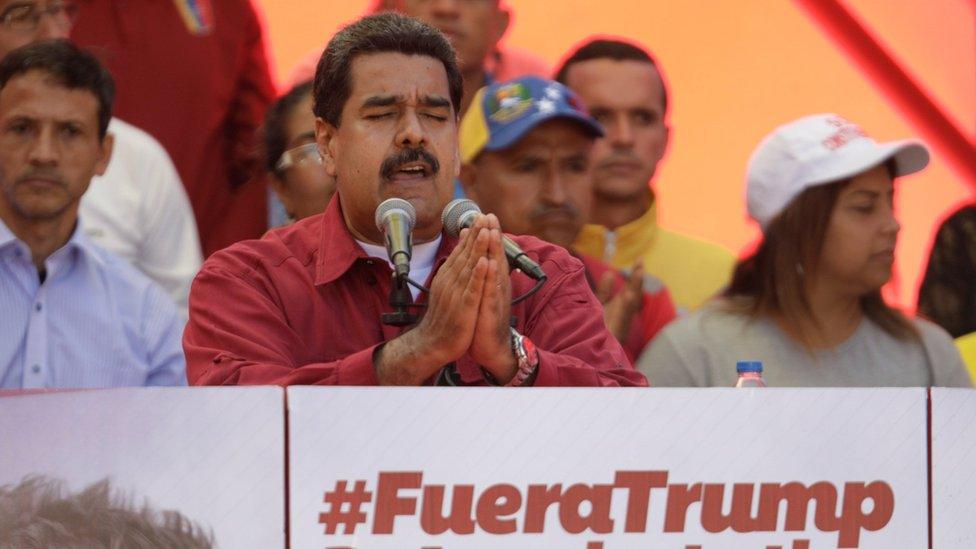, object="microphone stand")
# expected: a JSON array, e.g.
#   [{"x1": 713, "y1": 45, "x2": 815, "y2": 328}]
[{"x1": 381, "y1": 272, "x2": 419, "y2": 327}]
